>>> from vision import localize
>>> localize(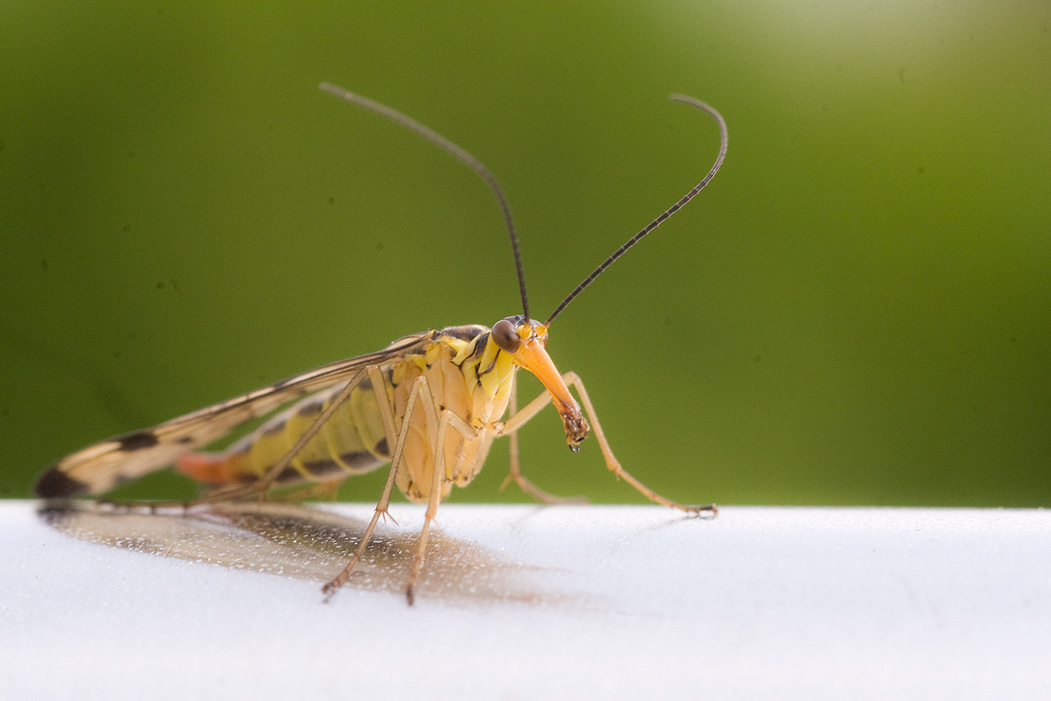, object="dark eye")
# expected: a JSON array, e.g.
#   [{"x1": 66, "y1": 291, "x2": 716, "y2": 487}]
[{"x1": 491, "y1": 319, "x2": 521, "y2": 353}]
